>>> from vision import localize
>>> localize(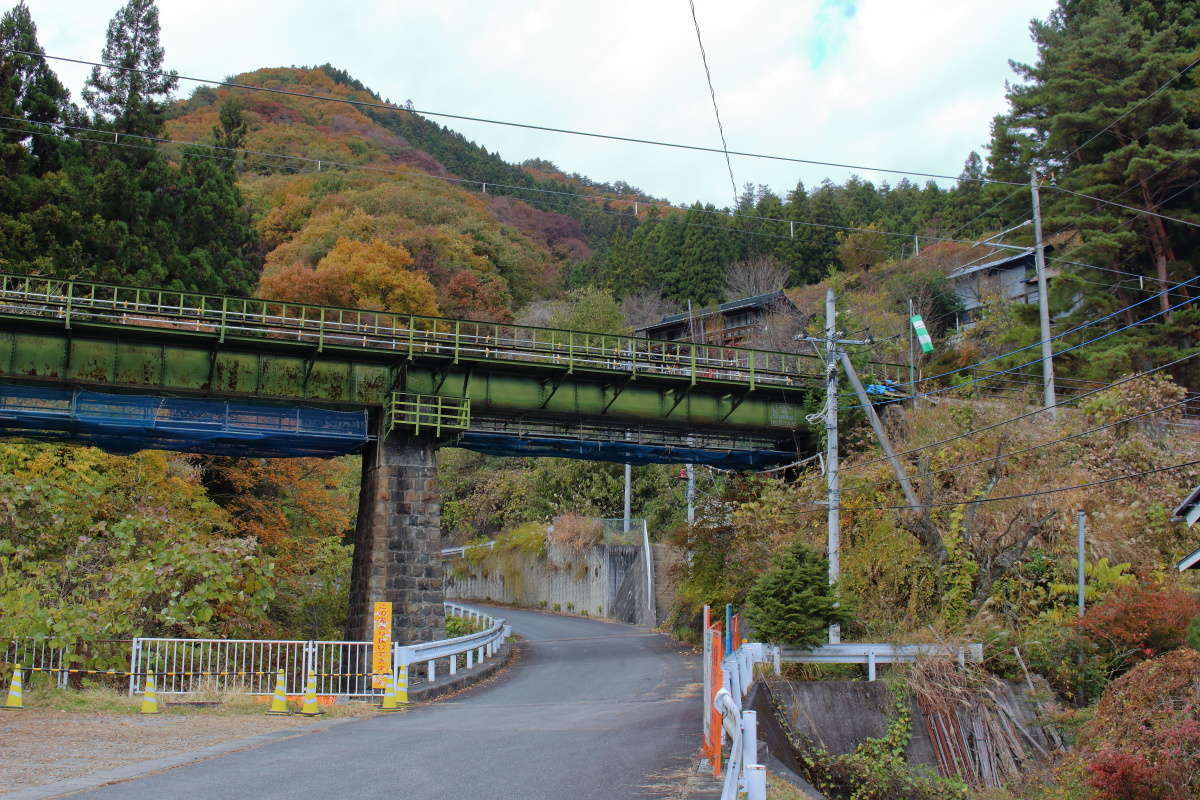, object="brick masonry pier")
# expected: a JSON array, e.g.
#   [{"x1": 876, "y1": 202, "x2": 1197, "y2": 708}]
[{"x1": 346, "y1": 432, "x2": 445, "y2": 644}]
